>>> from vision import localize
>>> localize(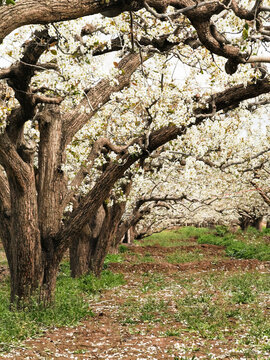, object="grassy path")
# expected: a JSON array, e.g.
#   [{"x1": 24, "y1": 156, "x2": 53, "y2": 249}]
[{"x1": 1, "y1": 228, "x2": 270, "y2": 359}]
